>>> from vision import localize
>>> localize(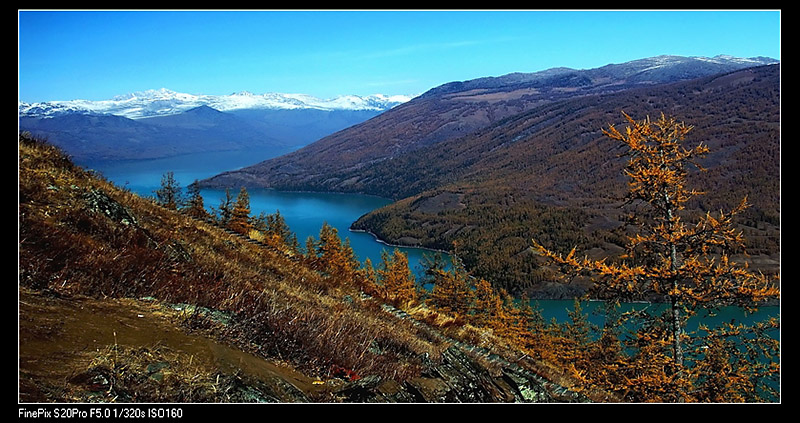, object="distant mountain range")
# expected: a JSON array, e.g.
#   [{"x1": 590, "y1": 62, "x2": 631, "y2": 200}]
[
  {"x1": 19, "y1": 88, "x2": 412, "y2": 119},
  {"x1": 419, "y1": 55, "x2": 777, "y2": 99},
  {"x1": 18, "y1": 89, "x2": 411, "y2": 161},
  {"x1": 200, "y1": 54, "x2": 780, "y2": 298}
]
